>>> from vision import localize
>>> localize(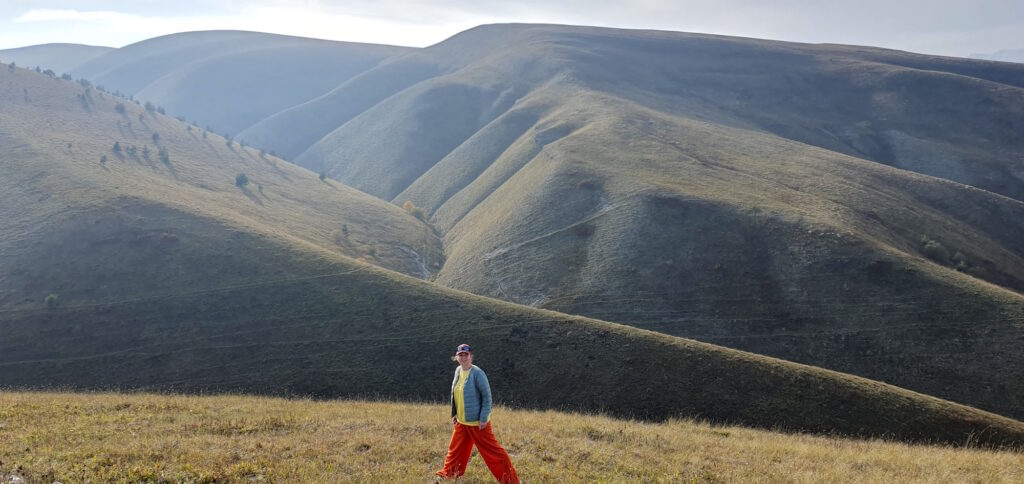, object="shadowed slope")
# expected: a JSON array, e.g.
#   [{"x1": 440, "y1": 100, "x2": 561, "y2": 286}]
[{"x1": 2, "y1": 62, "x2": 1024, "y2": 446}]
